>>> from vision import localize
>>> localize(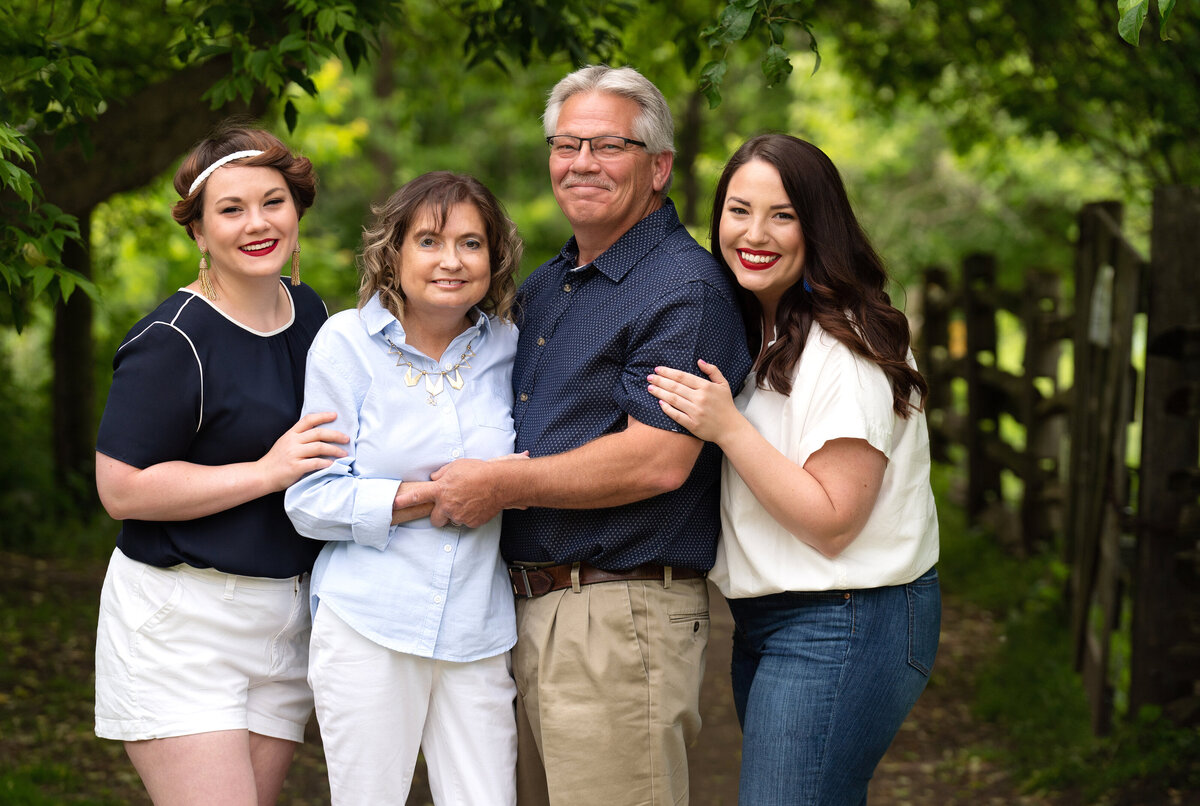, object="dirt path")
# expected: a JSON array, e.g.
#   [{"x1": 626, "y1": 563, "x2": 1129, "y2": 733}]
[
  {"x1": 0, "y1": 554, "x2": 1059, "y2": 805},
  {"x1": 285, "y1": 582, "x2": 1060, "y2": 805}
]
